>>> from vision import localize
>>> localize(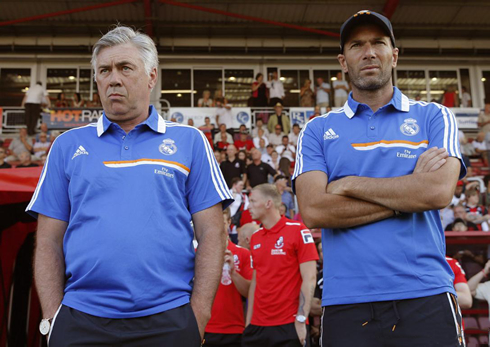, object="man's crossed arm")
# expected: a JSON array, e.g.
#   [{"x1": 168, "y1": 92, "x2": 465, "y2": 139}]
[{"x1": 296, "y1": 147, "x2": 461, "y2": 229}]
